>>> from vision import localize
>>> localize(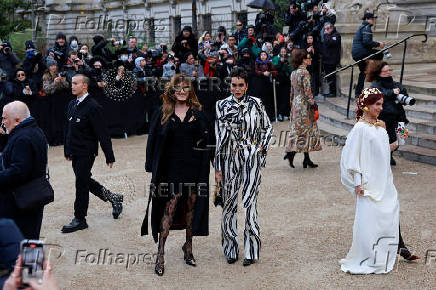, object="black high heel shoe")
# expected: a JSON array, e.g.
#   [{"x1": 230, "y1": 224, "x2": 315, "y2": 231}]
[
  {"x1": 155, "y1": 254, "x2": 165, "y2": 276},
  {"x1": 182, "y1": 243, "x2": 196, "y2": 267},
  {"x1": 303, "y1": 159, "x2": 318, "y2": 168},
  {"x1": 283, "y1": 152, "x2": 296, "y2": 168}
]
